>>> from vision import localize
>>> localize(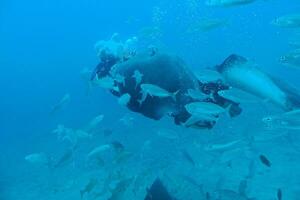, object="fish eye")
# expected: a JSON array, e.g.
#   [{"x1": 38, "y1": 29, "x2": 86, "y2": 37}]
[
  {"x1": 263, "y1": 117, "x2": 272, "y2": 122},
  {"x1": 279, "y1": 56, "x2": 286, "y2": 62}
]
